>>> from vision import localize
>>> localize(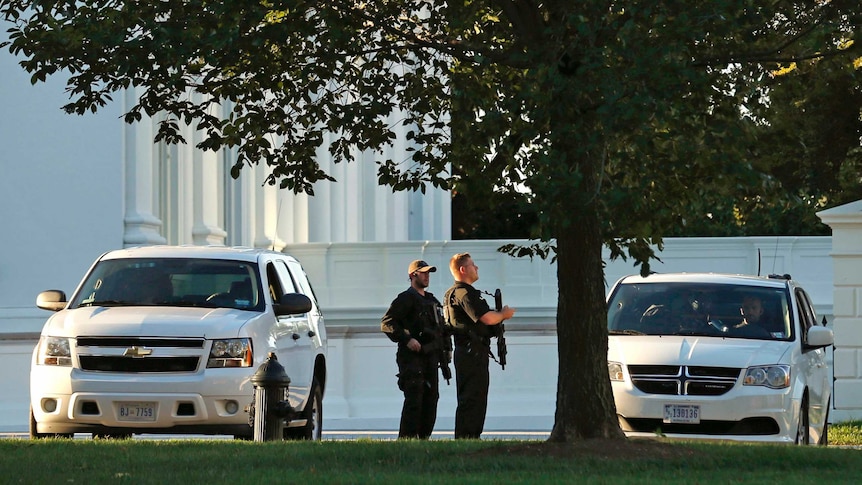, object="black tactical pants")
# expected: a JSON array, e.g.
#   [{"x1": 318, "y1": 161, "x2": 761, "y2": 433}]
[
  {"x1": 453, "y1": 341, "x2": 490, "y2": 439},
  {"x1": 396, "y1": 348, "x2": 440, "y2": 439}
]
